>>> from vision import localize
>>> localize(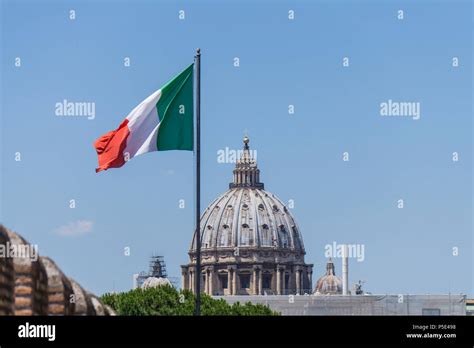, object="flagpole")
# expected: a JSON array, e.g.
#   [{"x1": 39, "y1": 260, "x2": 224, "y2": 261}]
[{"x1": 194, "y1": 48, "x2": 202, "y2": 316}]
